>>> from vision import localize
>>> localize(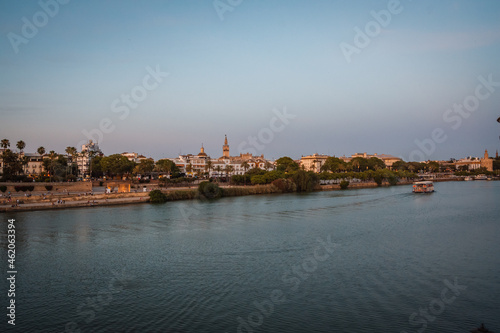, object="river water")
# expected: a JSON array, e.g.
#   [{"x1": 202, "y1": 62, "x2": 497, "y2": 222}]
[{"x1": 1, "y1": 181, "x2": 499, "y2": 332}]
